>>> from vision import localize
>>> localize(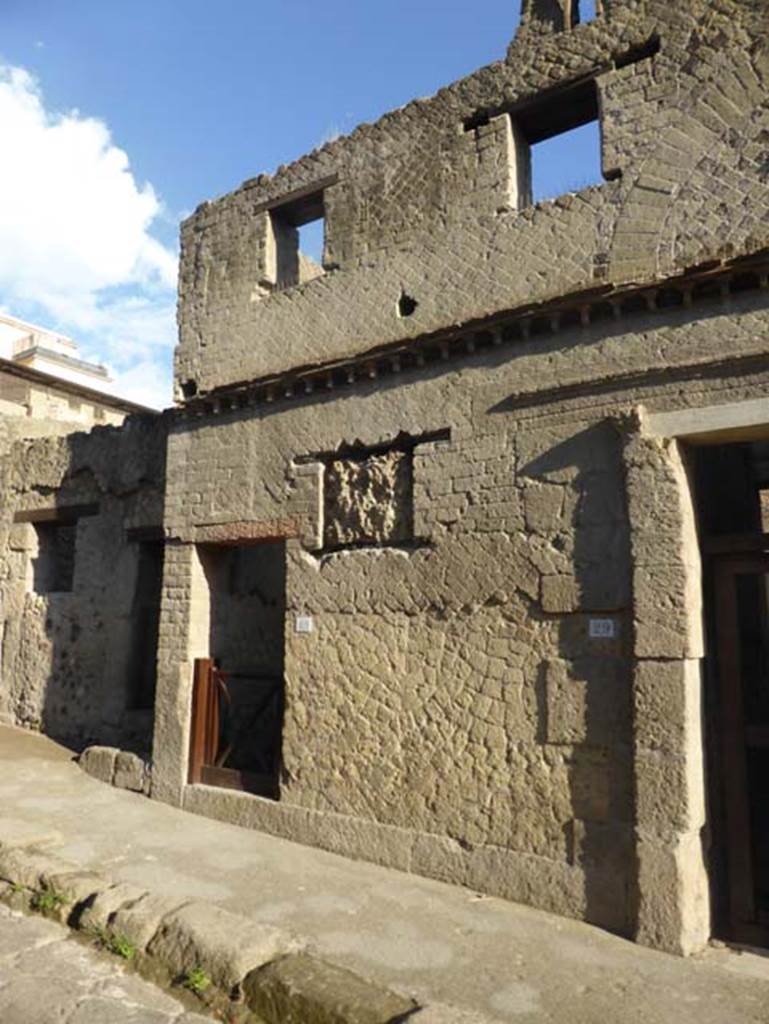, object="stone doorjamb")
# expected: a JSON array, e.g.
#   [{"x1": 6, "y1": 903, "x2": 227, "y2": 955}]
[
  {"x1": 150, "y1": 540, "x2": 212, "y2": 807},
  {"x1": 621, "y1": 407, "x2": 710, "y2": 955},
  {"x1": 630, "y1": 396, "x2": 769, "y2": 953},
  {"x1": 151, "y1": 519, "x2": 300, "y2": 809}
]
